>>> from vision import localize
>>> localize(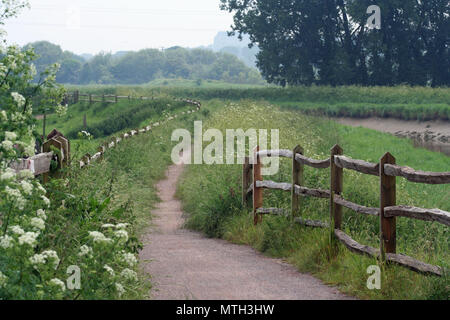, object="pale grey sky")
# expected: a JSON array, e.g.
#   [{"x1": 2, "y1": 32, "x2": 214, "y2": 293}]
[{"x1": 4, "y1": 0, "x2": 234, "y2": 54}]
